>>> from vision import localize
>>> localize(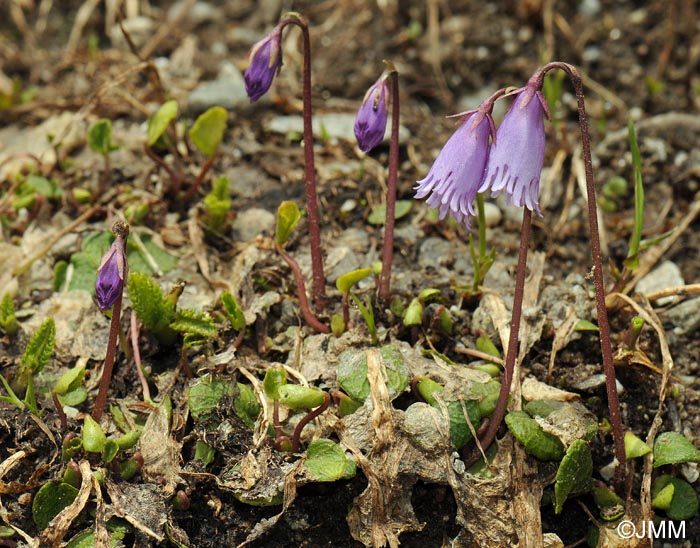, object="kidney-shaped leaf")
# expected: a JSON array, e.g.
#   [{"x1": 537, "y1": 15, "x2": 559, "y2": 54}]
[
  {"x1": 276, "y1": 201, "x2": 301, "y2": 245},
  {"x1": 304, "y1": 439, "x2": 355, "y2": 482},
  {"x1": 554, "y1": 439, "x2": 593, "y2": 513},
  {"x1": 189, "y1": 106, "x2": 227, "y2": 157},
  {"x1": 653, "y1": 432, "x2": 700, "y2": 467},
  {"x1": 505, "y1": 410, "x2": 565, "y2": 461},
  {"x1": 32, "y1": 481, "x2": 79, "y2": 529},
  {"x1": 147, "y1": 100, "x2": 178, "y2": 146}
]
